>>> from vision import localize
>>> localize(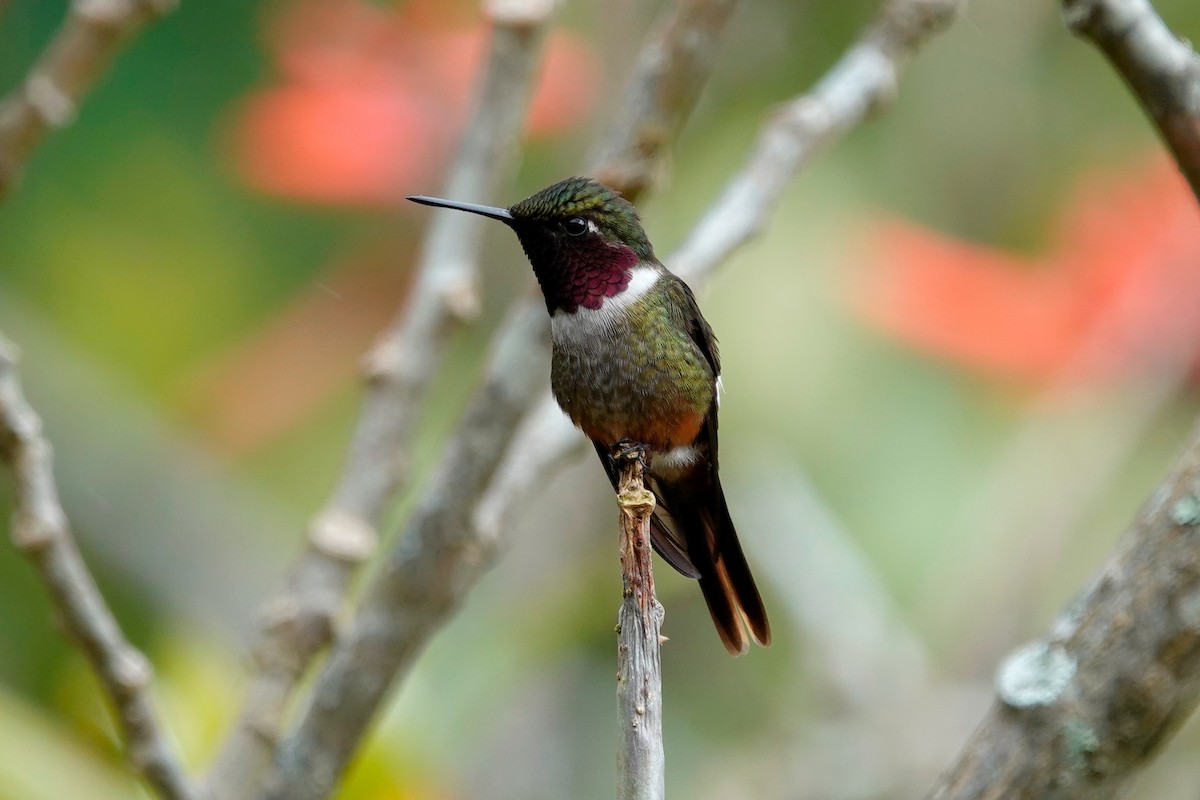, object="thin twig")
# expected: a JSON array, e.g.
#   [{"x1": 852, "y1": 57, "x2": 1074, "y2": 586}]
[
  {"x1": 0, "y1": 335, "x2": 194, "y2": 800},
  {"x1": 589, "y1": 0, "x2": 742, "y2": 196},
  {"x1": 259, "y1": 2, "x2": 744, "y2": 797},
  {"x1": 670, "y1": 0, "x2": 965, "y2": 282},
  {"x1": 615, "y1": 452, "x2": 665, "y2": 800},
  {"x1": 1061, "y1": 0, "x2": 1200, "y2": 200},
  {"x1": 928, "y1": 418, "x2": 1200, "y2": 799},
  {"x1": 0, "y1": 0, "x2": 177, "y2": 201},
  {"x1": 474, "y1": 0, "x2": 967, "y2": 551},
  {"x1": 201, "y1": 3, "x2": 558, "y2": 797}
]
